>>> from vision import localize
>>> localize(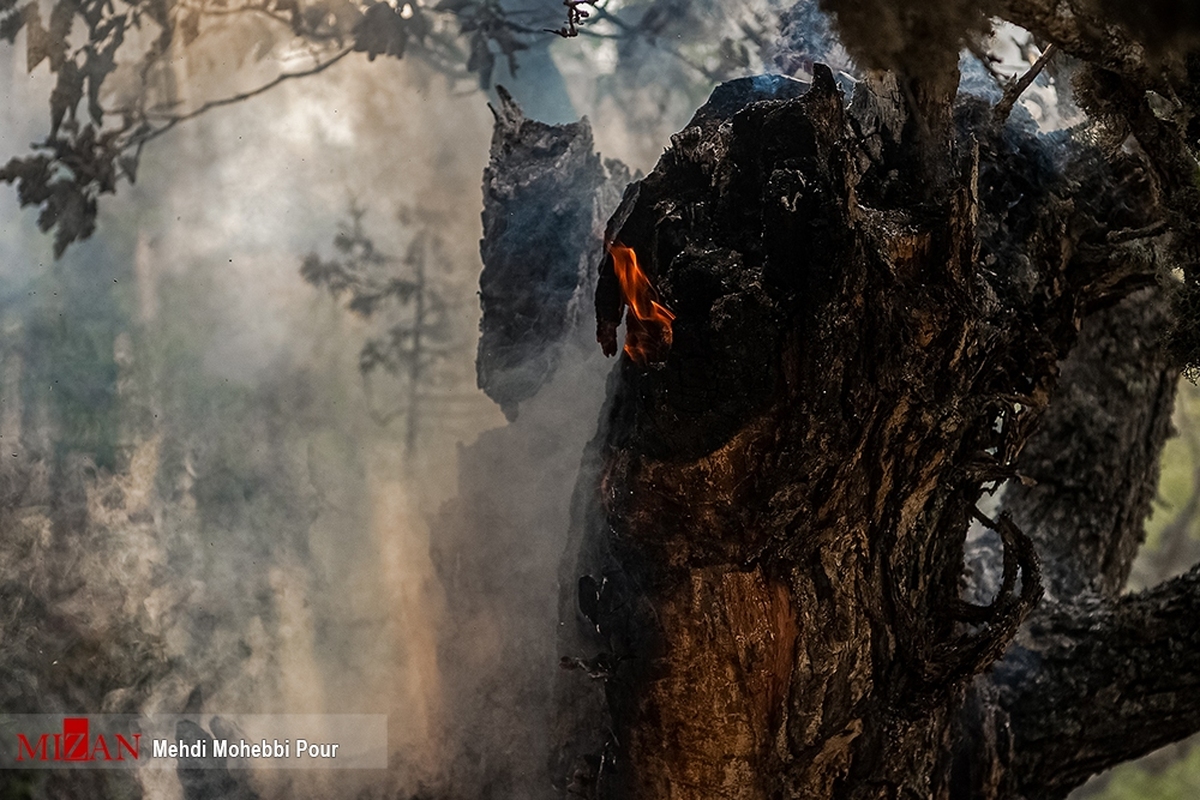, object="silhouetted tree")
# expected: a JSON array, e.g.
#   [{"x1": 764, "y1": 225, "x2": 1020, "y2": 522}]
[{"x1": 301, "y1": 205, "x2": 461, "y2": 456}]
